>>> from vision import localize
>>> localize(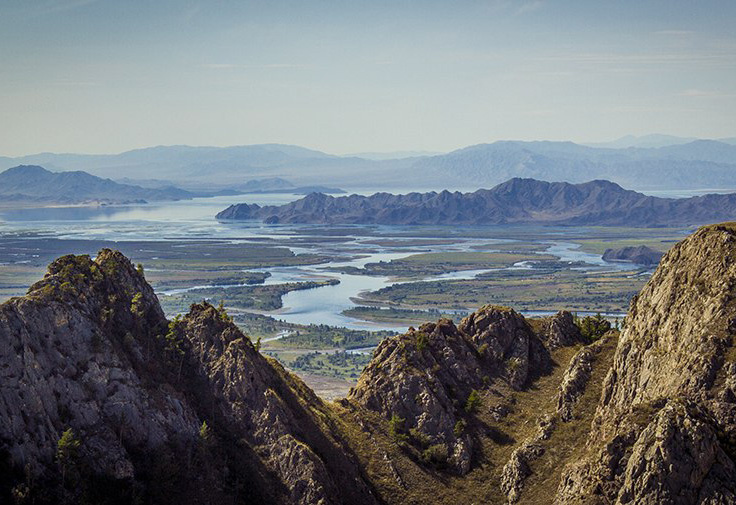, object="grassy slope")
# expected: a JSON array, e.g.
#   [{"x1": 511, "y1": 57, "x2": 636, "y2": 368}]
[{"x1": 325, "y1": 333, "x2": 619, "y2": 505}]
